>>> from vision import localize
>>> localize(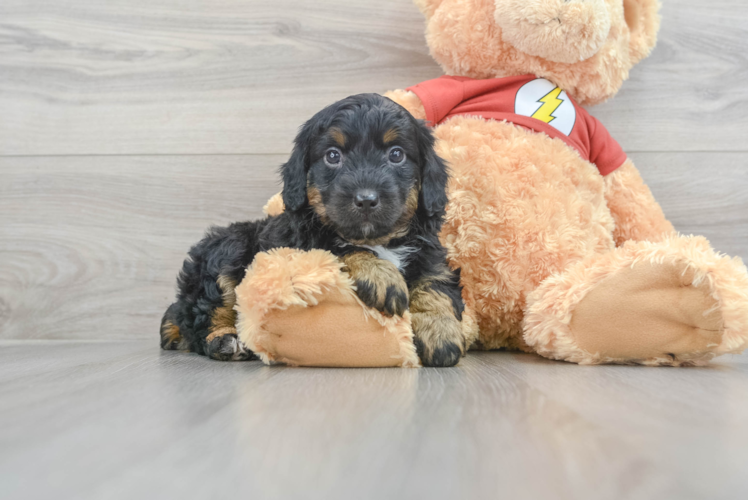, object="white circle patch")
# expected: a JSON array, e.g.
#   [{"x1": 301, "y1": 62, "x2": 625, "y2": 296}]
[{"x1": 515, "y1": 78, "x2": 576, "y2": 136}]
